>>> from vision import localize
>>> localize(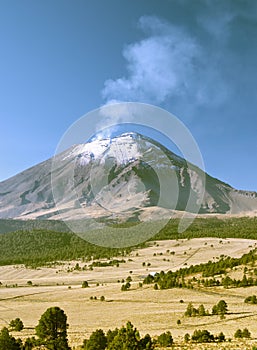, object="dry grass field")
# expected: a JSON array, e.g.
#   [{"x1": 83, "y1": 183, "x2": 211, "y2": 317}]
[{"x1": 1, "y1": 237, "x2": 257, "y2": 349}]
